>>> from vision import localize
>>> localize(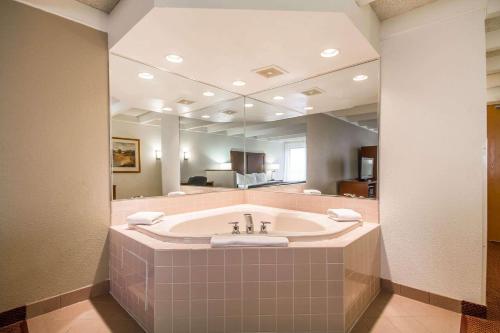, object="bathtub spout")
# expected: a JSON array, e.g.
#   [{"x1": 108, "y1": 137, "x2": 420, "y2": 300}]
[{"x1": 244, "y1": 214, "x2": 254, "y2": 234}]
